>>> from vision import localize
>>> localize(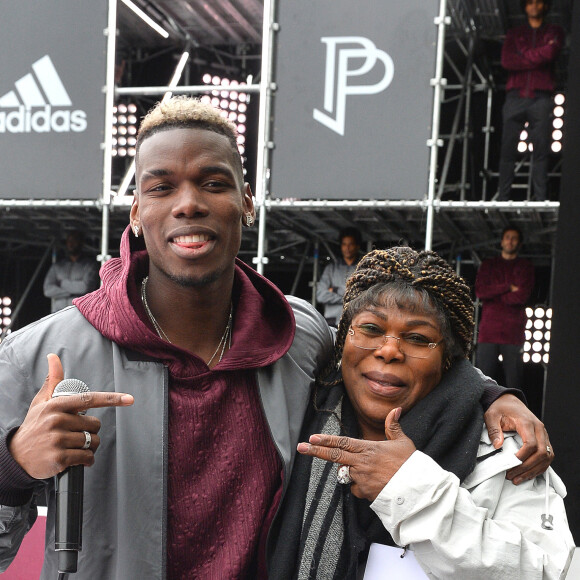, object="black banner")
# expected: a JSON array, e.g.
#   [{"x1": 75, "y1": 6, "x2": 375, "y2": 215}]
[{"x1": 0, "y1": 0, "x2": 107, "y2": 199}]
